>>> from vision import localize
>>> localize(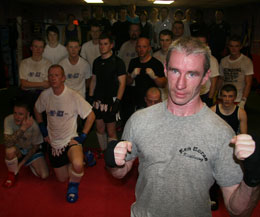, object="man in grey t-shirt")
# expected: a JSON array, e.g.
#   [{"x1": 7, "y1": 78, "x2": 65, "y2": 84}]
[{"x1": 105, "y1": 37, "x2": 260, "y2": 217}]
